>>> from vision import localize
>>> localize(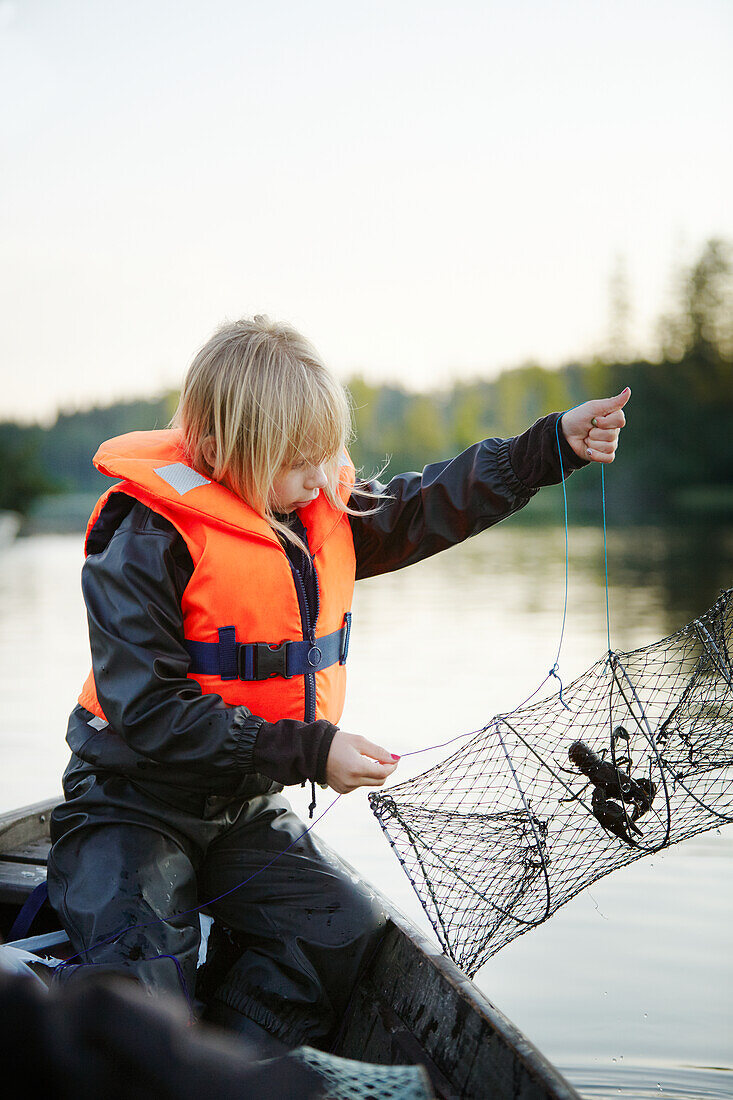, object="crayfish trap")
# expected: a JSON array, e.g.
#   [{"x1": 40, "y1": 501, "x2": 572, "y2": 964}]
[{"x1": 370, "y1": 588, "x2": 733, "y2": 977}]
